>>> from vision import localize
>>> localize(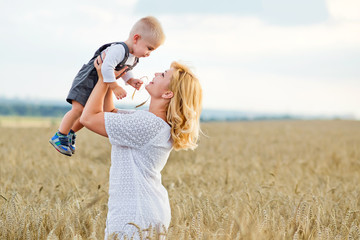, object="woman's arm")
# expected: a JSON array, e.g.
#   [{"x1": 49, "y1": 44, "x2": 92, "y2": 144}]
[
  {"x1": 99, "y1": 50, "x2": 119, "y2": 113},
  {"x1": 103, "y1": 87, "x2": 118, "y2": 113},
  {"x1": 80, "y1": 57, "x2": 109, "y2": 137}
]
